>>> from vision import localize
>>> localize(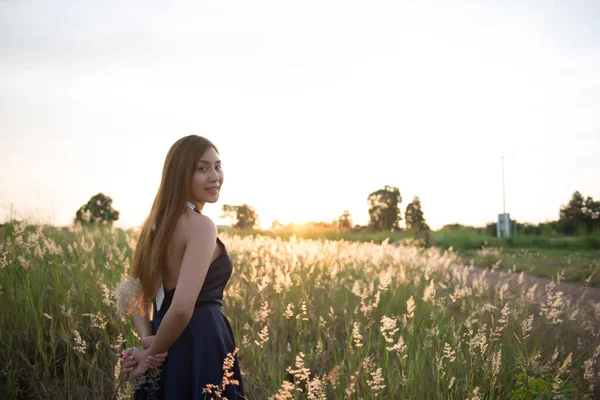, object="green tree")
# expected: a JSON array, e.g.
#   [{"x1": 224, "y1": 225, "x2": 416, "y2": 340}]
[
  {"x1": 220, "y1": 204, "x2": 238, "y2": 227},
  {"x1": 75, "y1": 193, "x2": 119, "y2": 225},
  {"x1": 271, "y1": 220, "x2": 283, "y2": 230},
  {"x1": 584, "y1": 196, "x2": 600, "y2": 232},
  {"x1": 367, "y1": 185, "x2": 402, "y2": 231},
  {"x1": 405, "y1": 196, "x2": 429, "y2": 232},
  {"x1": 337, "y1": 210, "x2": 353, "y2": 231},
  {"x1": 559, "y1": 191, "x2": 600, "y2": 234},
  {"x1": 235, "y1": 204, "x2": 259, "y2": 229}
]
